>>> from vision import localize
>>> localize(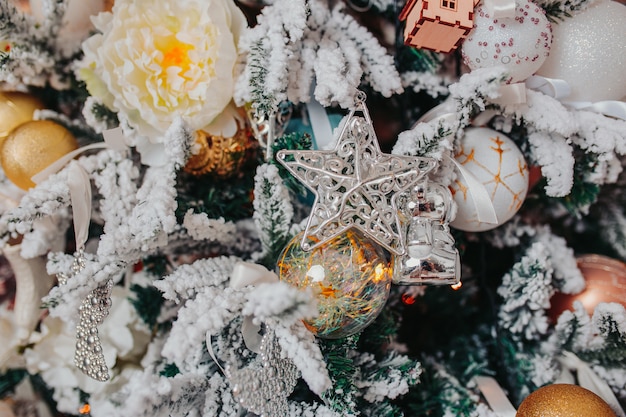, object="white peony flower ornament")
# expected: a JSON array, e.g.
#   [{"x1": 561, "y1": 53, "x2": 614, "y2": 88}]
[{"x1": 78, "y1": 0, "x2": 246, "y2": 142}]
